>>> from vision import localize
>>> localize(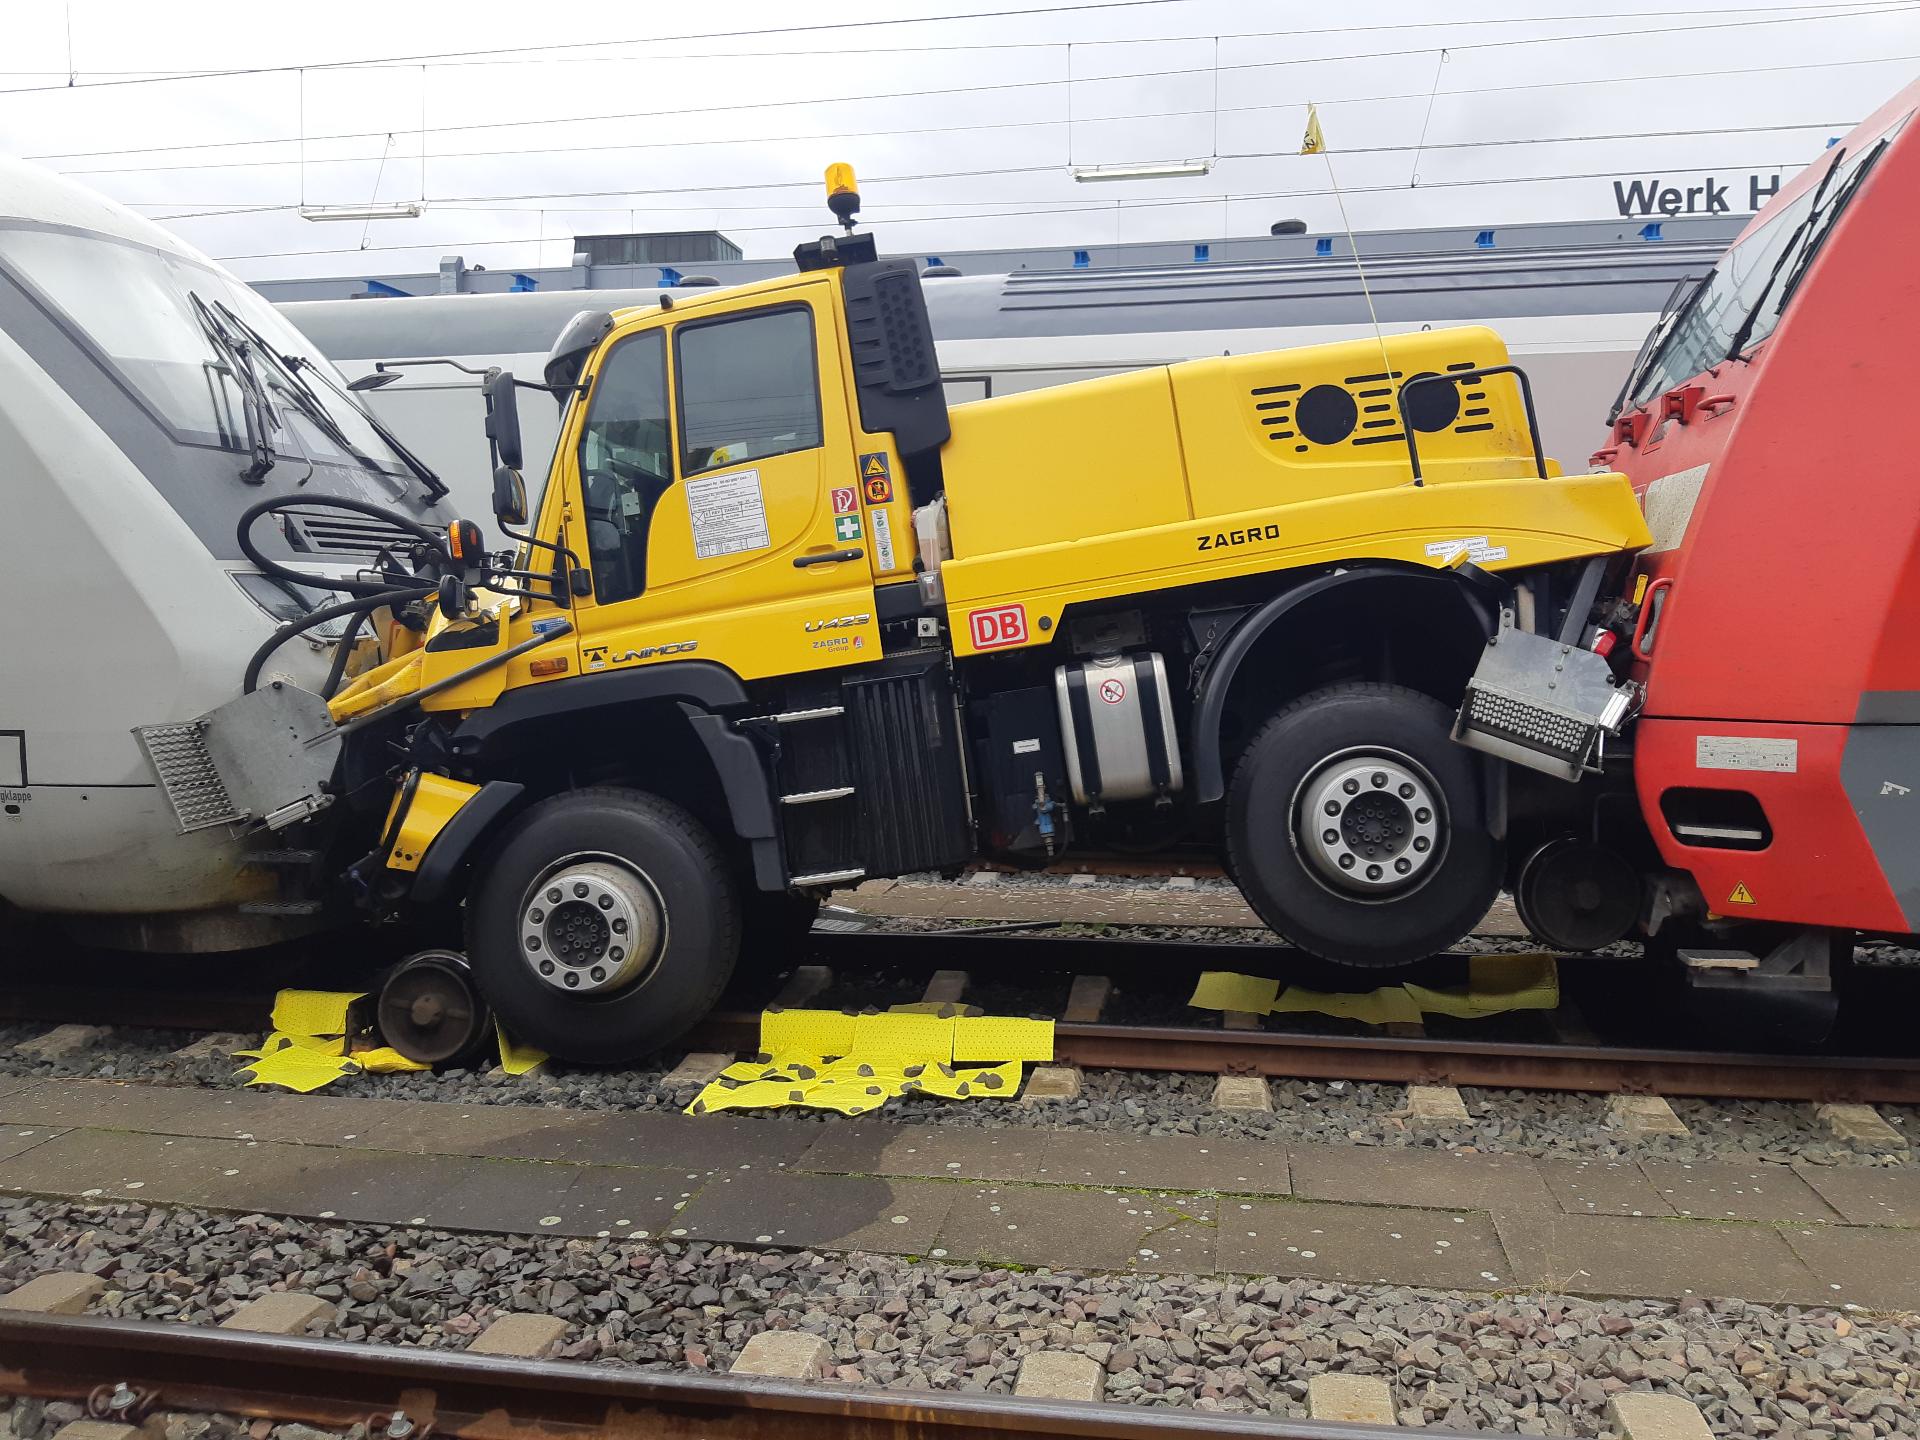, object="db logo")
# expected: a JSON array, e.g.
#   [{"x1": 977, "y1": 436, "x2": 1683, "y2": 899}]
[
  {"x1": 1098, "y1": 677, "x2": 1127, "y2": 705},
  {"x1": 968, "y1": 604, "x2": 1028, "y2": 651}
]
